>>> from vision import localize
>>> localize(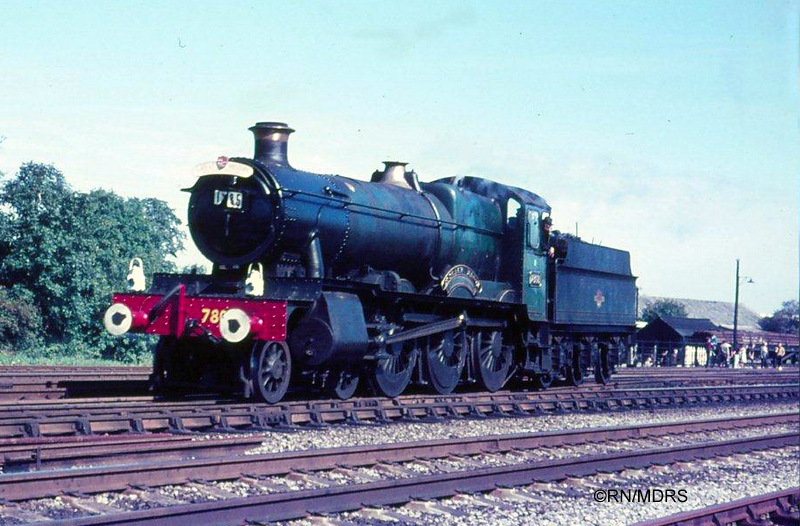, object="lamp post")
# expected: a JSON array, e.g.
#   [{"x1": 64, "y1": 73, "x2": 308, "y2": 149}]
[{"x1": 732, "y1": 258, "x2": 754, "y2": 351}]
